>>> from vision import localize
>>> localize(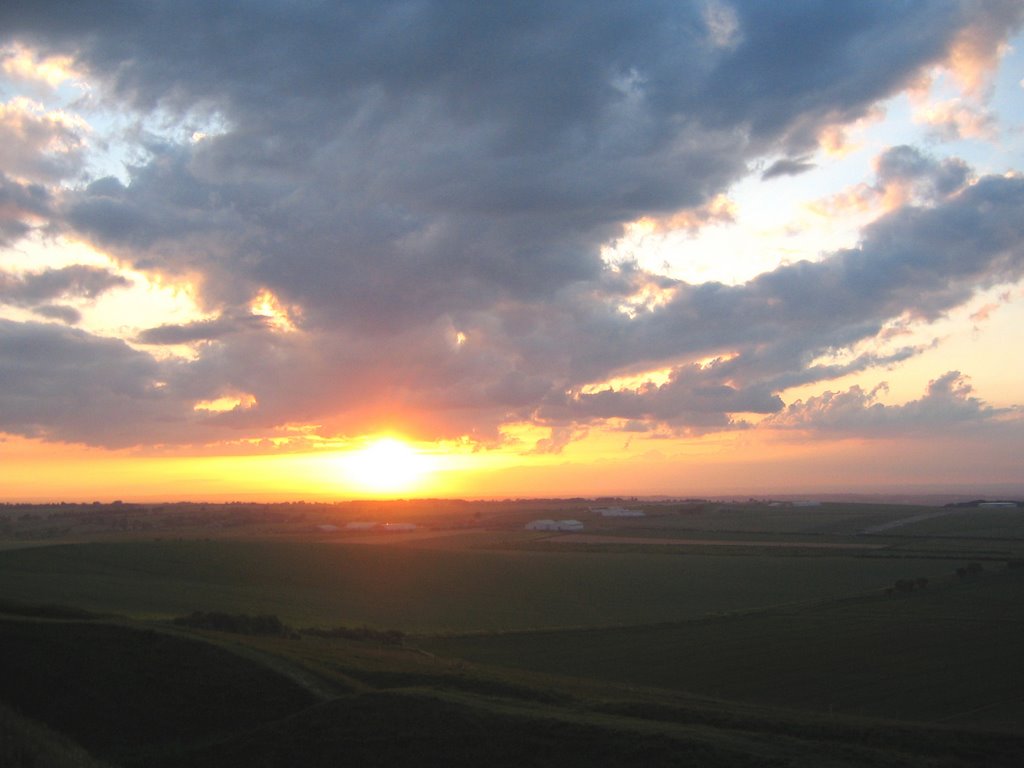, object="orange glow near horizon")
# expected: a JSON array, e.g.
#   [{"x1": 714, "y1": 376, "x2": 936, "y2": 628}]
[{"x1": 1, "y1": 418, "x2": 1022, "y2": 504}]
